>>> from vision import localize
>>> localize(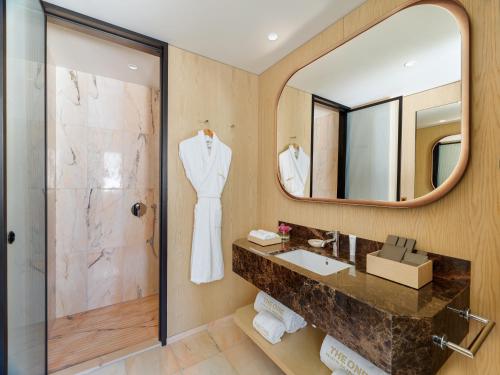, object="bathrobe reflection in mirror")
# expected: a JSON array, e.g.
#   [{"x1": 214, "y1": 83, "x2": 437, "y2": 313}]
[
  {"x1": 279, "y1": 145, "x2": 310, "y2": 197},
  {"x1": 179, "y1": 130, "x2": 232, "y2": 284}
]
